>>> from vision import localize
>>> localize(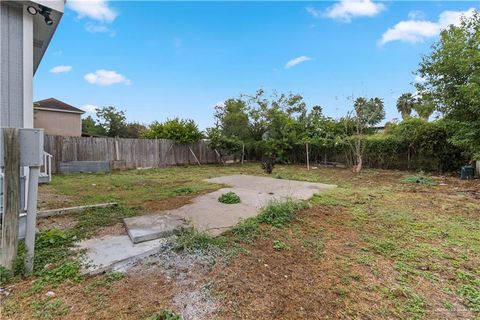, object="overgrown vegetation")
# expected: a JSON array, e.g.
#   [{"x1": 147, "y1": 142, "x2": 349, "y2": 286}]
[
  {"x1": 218, "y1": 191, "x2": 241, "y2": 204},
  {"x1": 173, "y1": 229, "x2": 226, "y2": 252},
  {"x1": 3, "y1": 165, "x2": 479, "y2": 319},
  {"x1": 257, "y1": 199, "x2": 306, "y2": 228},
  {"x1": 142, "y1": 118, "x2": 203, "y2": 144},
  {"x1": 400, "y1": 174, "x2": 437, "y2": 186}
]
